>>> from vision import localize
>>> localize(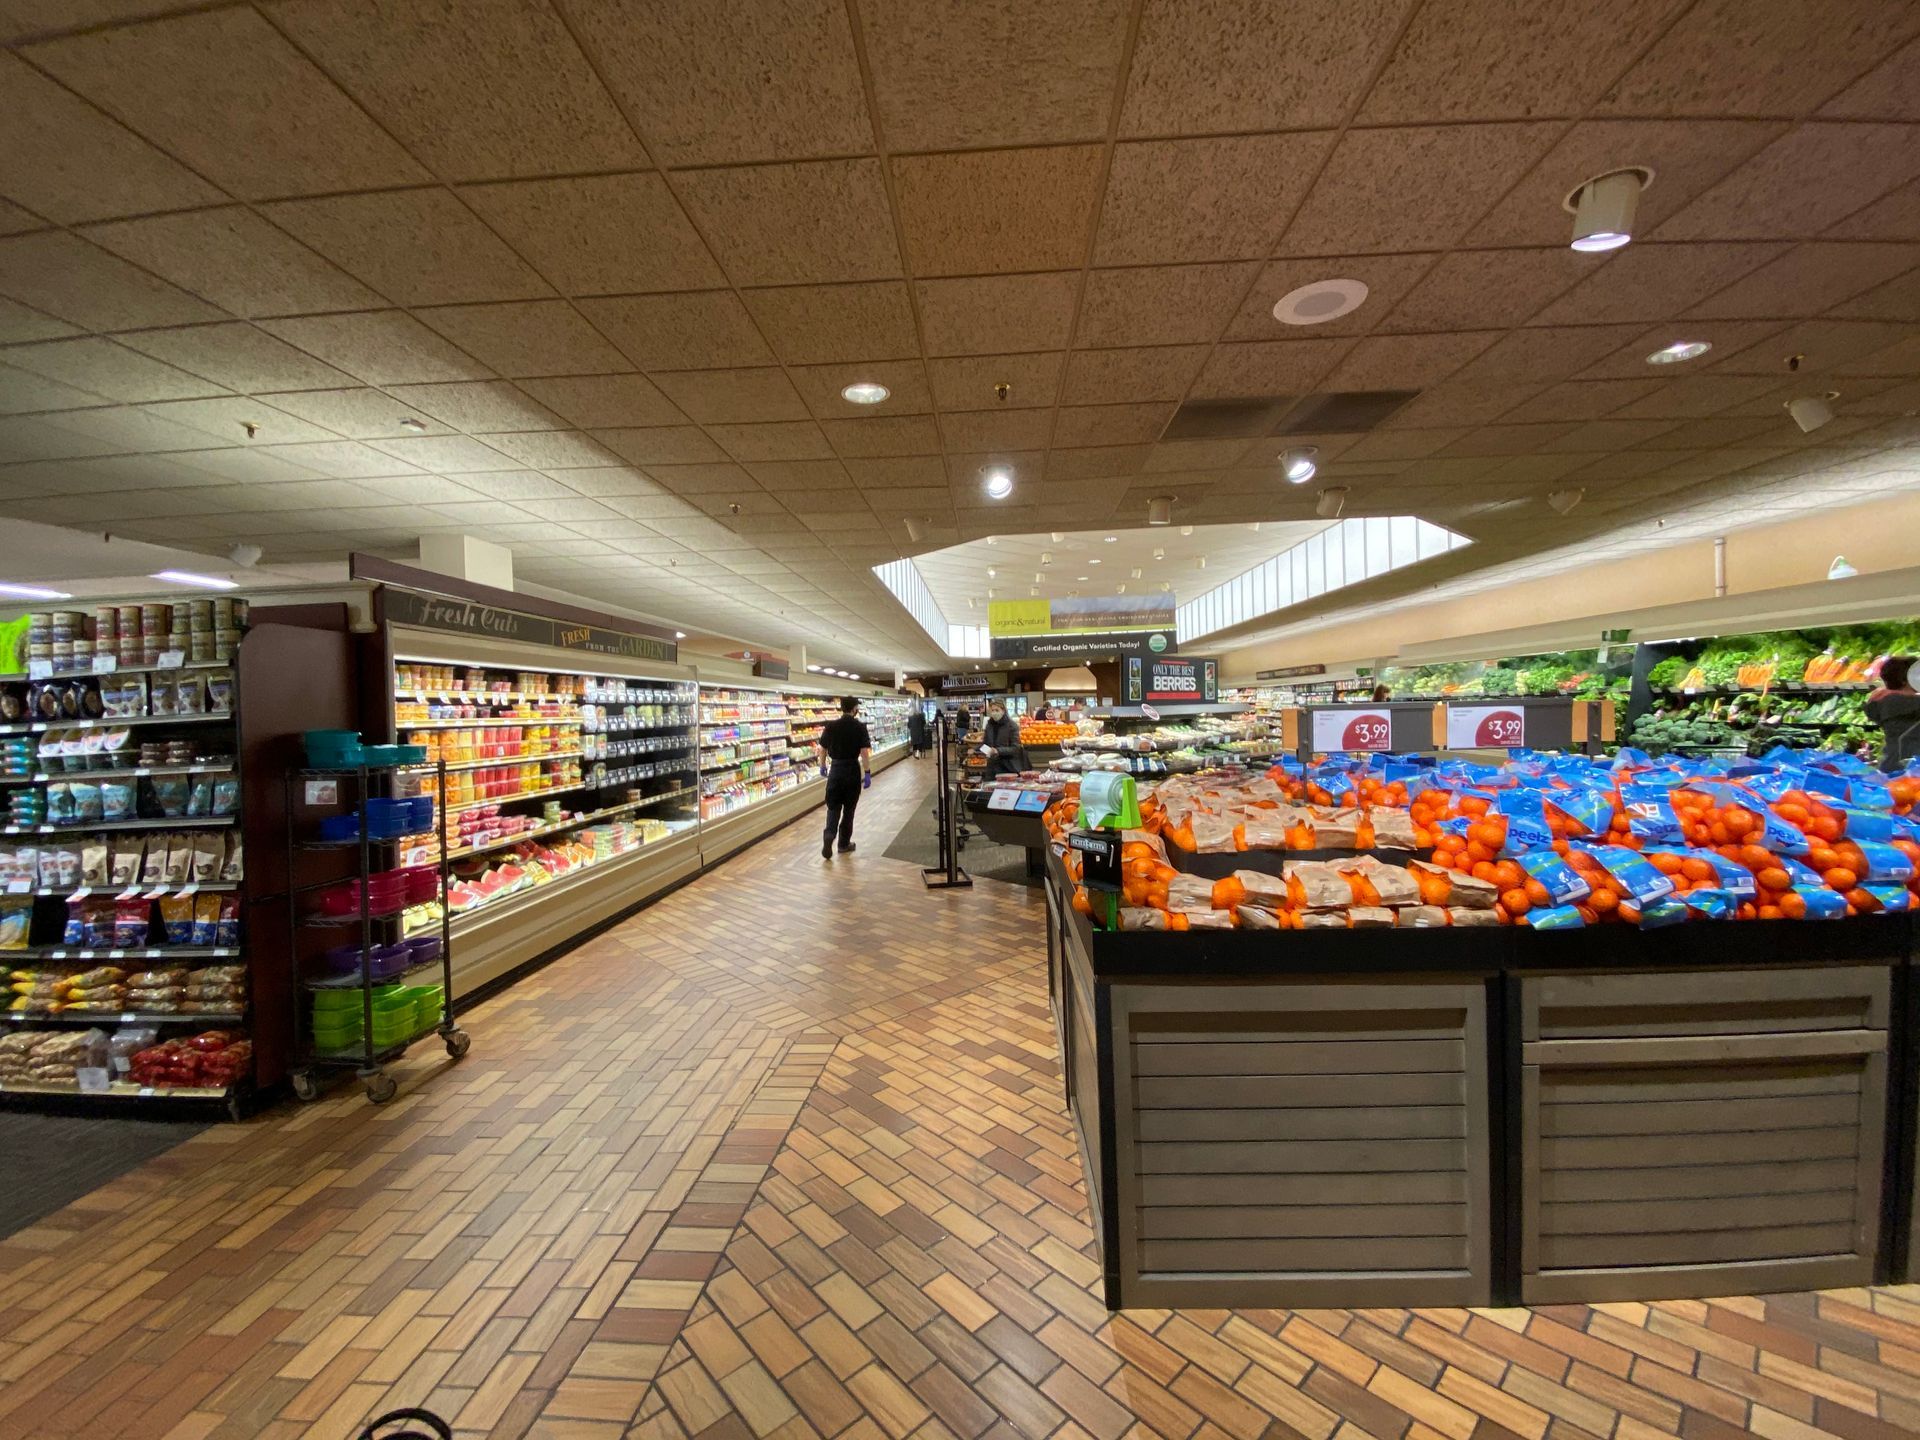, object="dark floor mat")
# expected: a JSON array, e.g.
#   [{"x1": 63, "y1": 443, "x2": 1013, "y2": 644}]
[
  {"x1": 0, "y1": 1111, "x2": 207, "y2": 1238},
  {"x1": 879, "y1": 786, "x2": 1039, "y2": 887}
]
